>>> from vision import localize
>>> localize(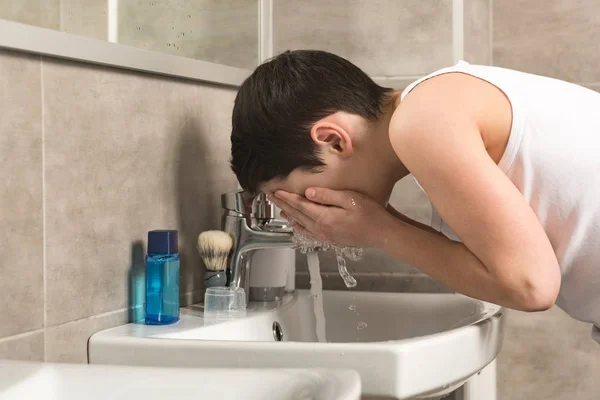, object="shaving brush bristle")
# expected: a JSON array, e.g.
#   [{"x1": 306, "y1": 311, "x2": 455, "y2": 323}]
[{"x1": 197, "y1": 230, "x2": 233, "y2": 272}]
